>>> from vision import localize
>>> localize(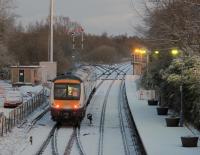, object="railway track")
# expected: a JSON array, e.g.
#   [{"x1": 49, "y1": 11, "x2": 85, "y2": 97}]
[
  {"x1": 34, "y1": 63, "x2": 134, "y2": 155},
  {"x1": 76, "y1": 127, "x2": 87, "y2": 155},
  {"x1": 35, "y1": 123, "x2": 58, "y2": 155},
  {"x1": 98, "y1": 65, "x2": 131, "y2": 154},
  {"x1": 96, "y1": 63, "x2": 129, "y2": 79},
  {"x1": 96, "y1": 63, "x2": 130, "y2": 89},
  {"x1": 69, "y1": 65, "x2": 130, "y2": 155},
  {"x1": 98, "y1": 79, "x2": 115, "y2": 155},
  {"x1": 74, "y1": 65, "x2": 130, "y2": 155},
  {"x1": 97, "y1": 67, "x2": 130, "y2": 155}
]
